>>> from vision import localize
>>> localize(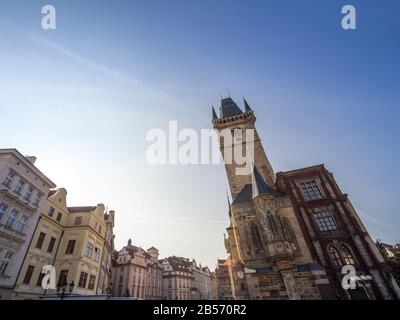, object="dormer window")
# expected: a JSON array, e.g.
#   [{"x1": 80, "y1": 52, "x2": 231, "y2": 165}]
[{"x1": 300, "y1": 180, "x2": 323, "y2": 201}]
